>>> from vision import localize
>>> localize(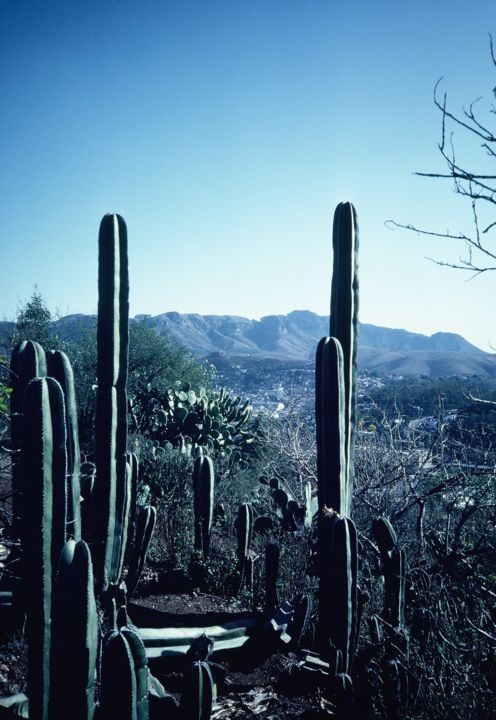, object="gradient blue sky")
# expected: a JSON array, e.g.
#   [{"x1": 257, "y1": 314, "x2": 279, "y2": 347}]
[{"x1": 1, "y1": 1, "x2": 495, "y2": 350}]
